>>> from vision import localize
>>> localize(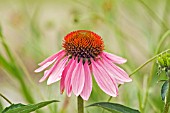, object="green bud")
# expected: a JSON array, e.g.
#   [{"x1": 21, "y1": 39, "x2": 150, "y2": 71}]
[
  {"x1": 157, "y1": 53, "x2": 170, "y2": 77},
  {"x1": 158, "y1": 56, "x2": 165, "y2": 67}
]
